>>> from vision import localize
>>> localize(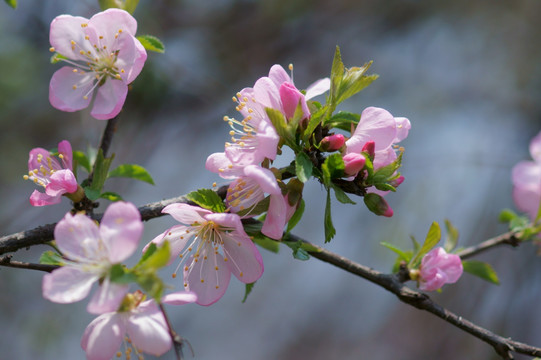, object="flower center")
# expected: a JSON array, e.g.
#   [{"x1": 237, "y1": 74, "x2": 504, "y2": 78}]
[
  {"x1": 23, "y1": 152, "x2": 63, "y2": 188},
  {"x1": 226, "y1": 177, "x2": 265, "y2": 213}
]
